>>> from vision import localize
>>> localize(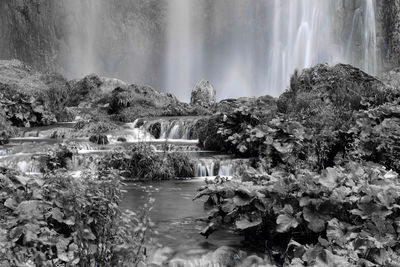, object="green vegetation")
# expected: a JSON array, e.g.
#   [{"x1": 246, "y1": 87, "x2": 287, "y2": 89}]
[
  {"x1": 195, "y1": 66, "x2": 400, "y2": 266},
  {"x1": 100, "y1": 144, "x2": 195, "y2": 180},
  {"x1": 0, "y1": 168, "x2": 151, "y2": 267},
  {"x1": 196, "y1": 162, "x2": 400, "y2": 266}
]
